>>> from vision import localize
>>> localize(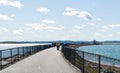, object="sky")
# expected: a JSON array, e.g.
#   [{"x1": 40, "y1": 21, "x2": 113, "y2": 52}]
[{"x1": 0, "y1": 0, "x2": 120, "y2": 41}]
